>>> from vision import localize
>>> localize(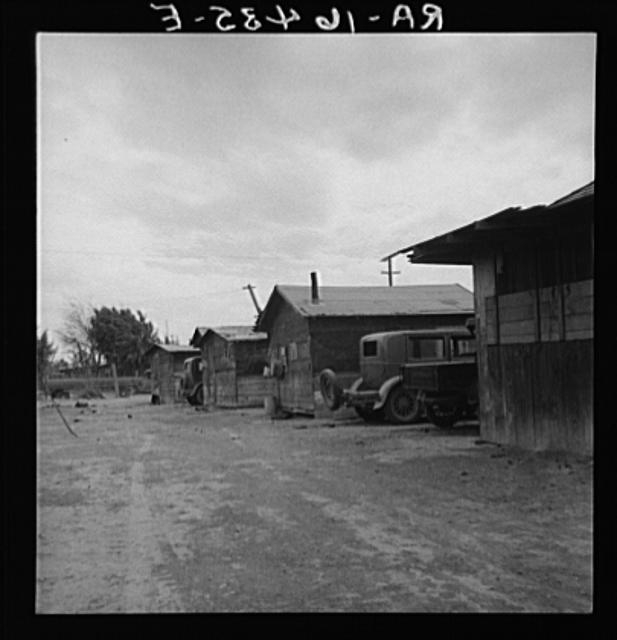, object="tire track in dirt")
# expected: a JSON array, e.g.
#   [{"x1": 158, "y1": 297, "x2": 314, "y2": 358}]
[{"x1": 124, "y1": 430, "x2": 184, "y2": 612}]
